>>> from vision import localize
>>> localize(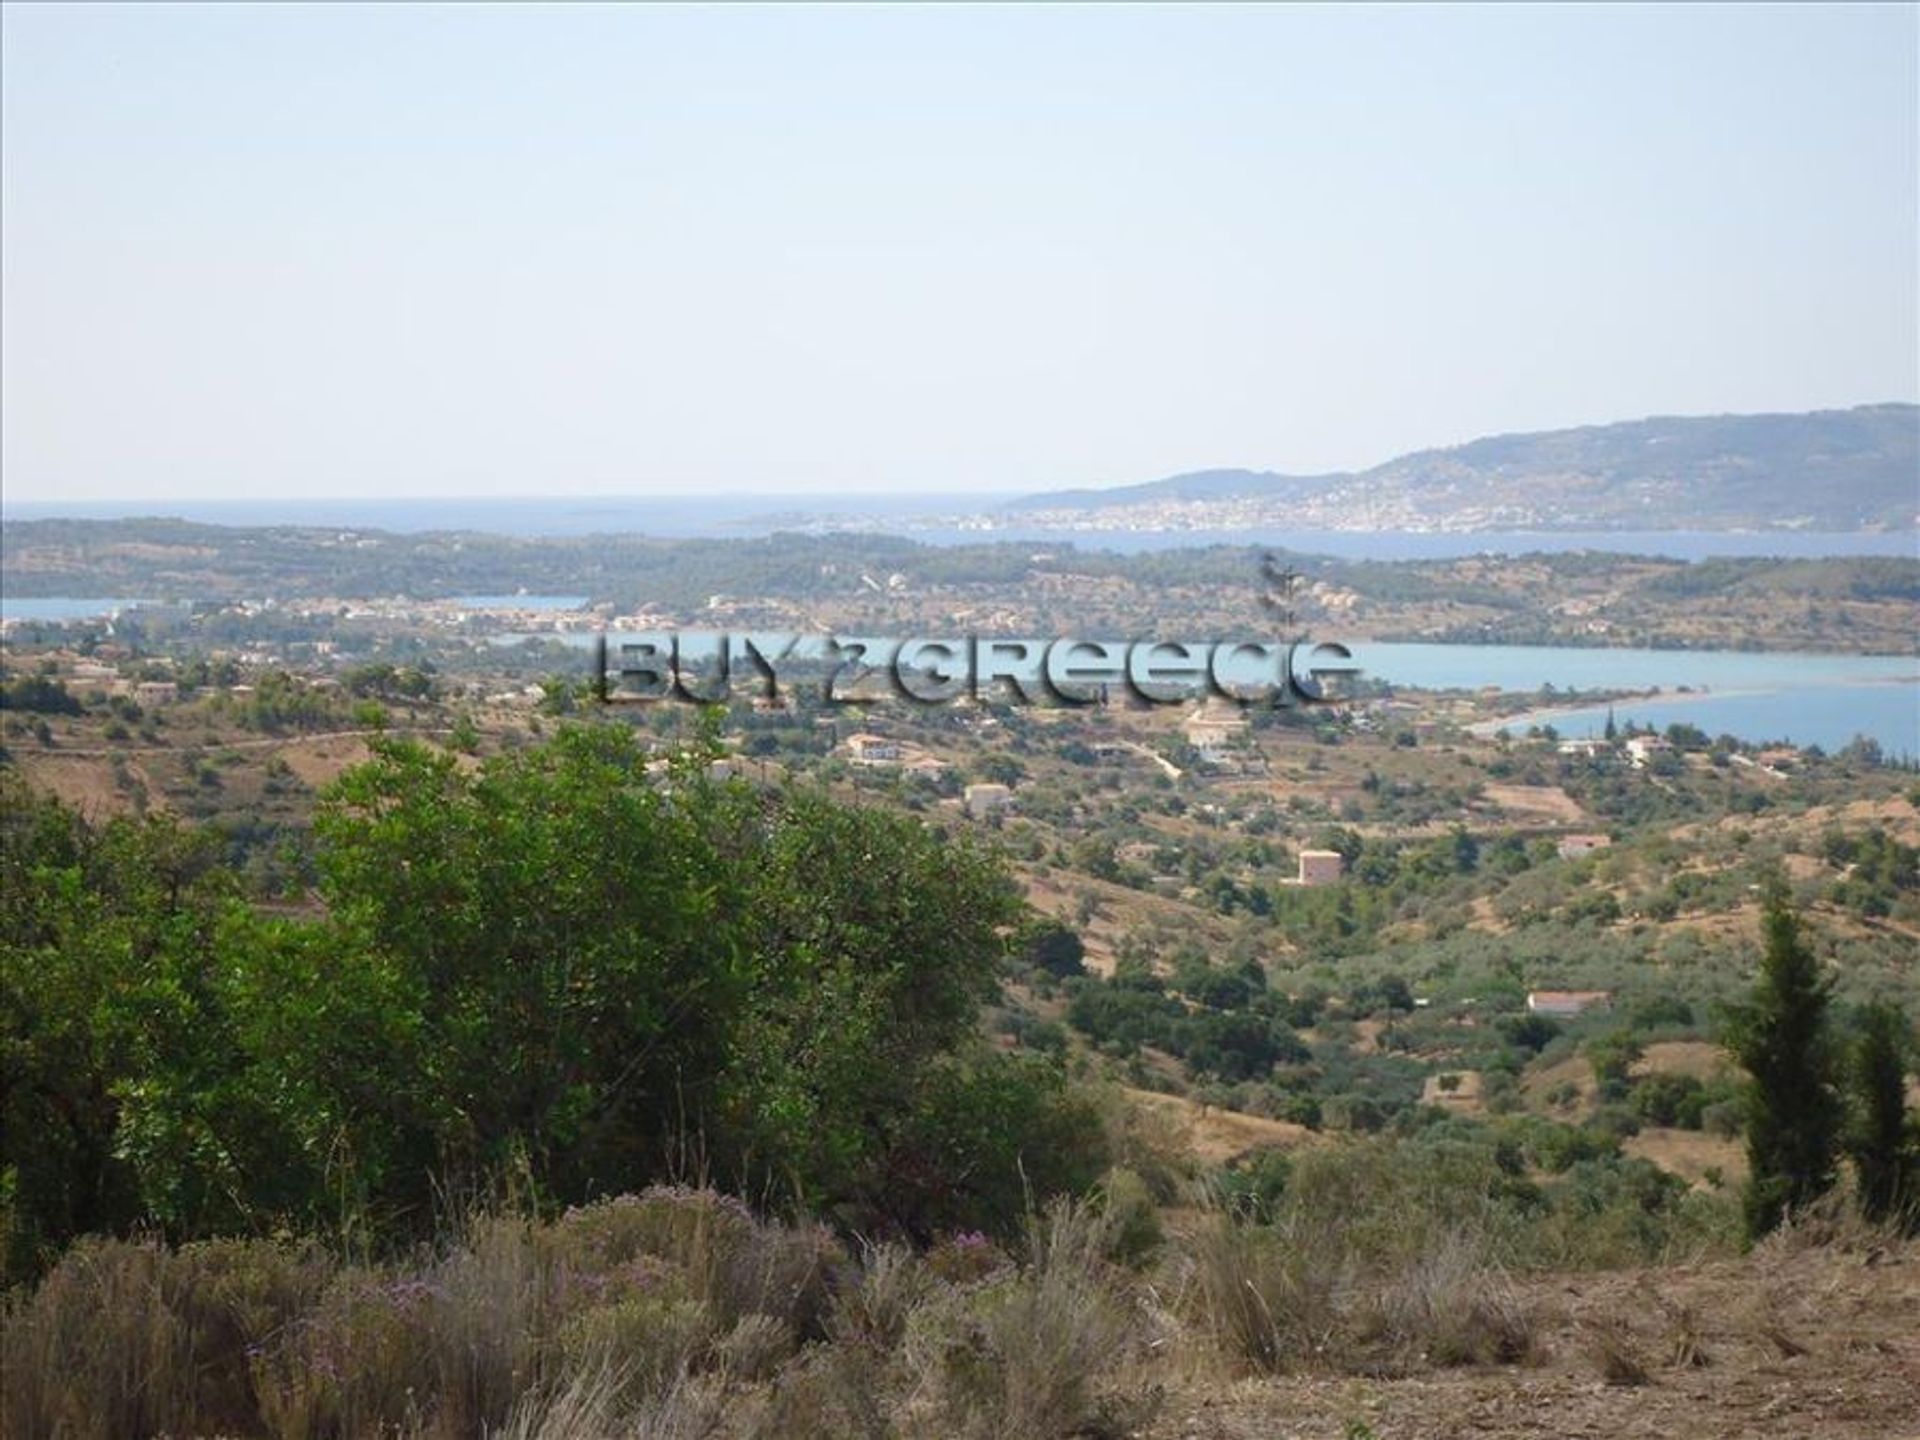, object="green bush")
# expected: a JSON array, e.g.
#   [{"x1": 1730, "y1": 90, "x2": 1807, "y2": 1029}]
[
  {"x1": 1631, "y1": 1073, "x2": 1708, "y2": 1129},
  {"x1": 1215, "y1": 1149, "x2": 1294, "y2": 1225},
  {"x1": 1096, "y1": 1167, "x2": 1163, "y2": 1264},
  {"x1": 0, "y1": 729, "x2": 1097, "y2": 1276}
]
